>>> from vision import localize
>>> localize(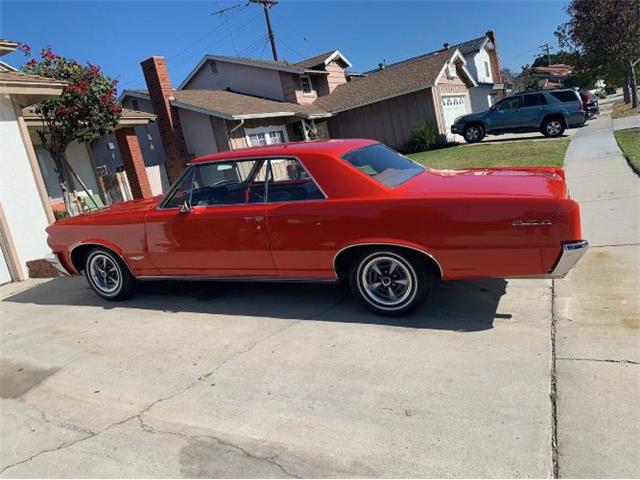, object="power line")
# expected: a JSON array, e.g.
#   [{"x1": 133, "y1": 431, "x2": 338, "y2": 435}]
[{"x1": 118, "y1": 10, "x2": 261, "y2": 89}]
